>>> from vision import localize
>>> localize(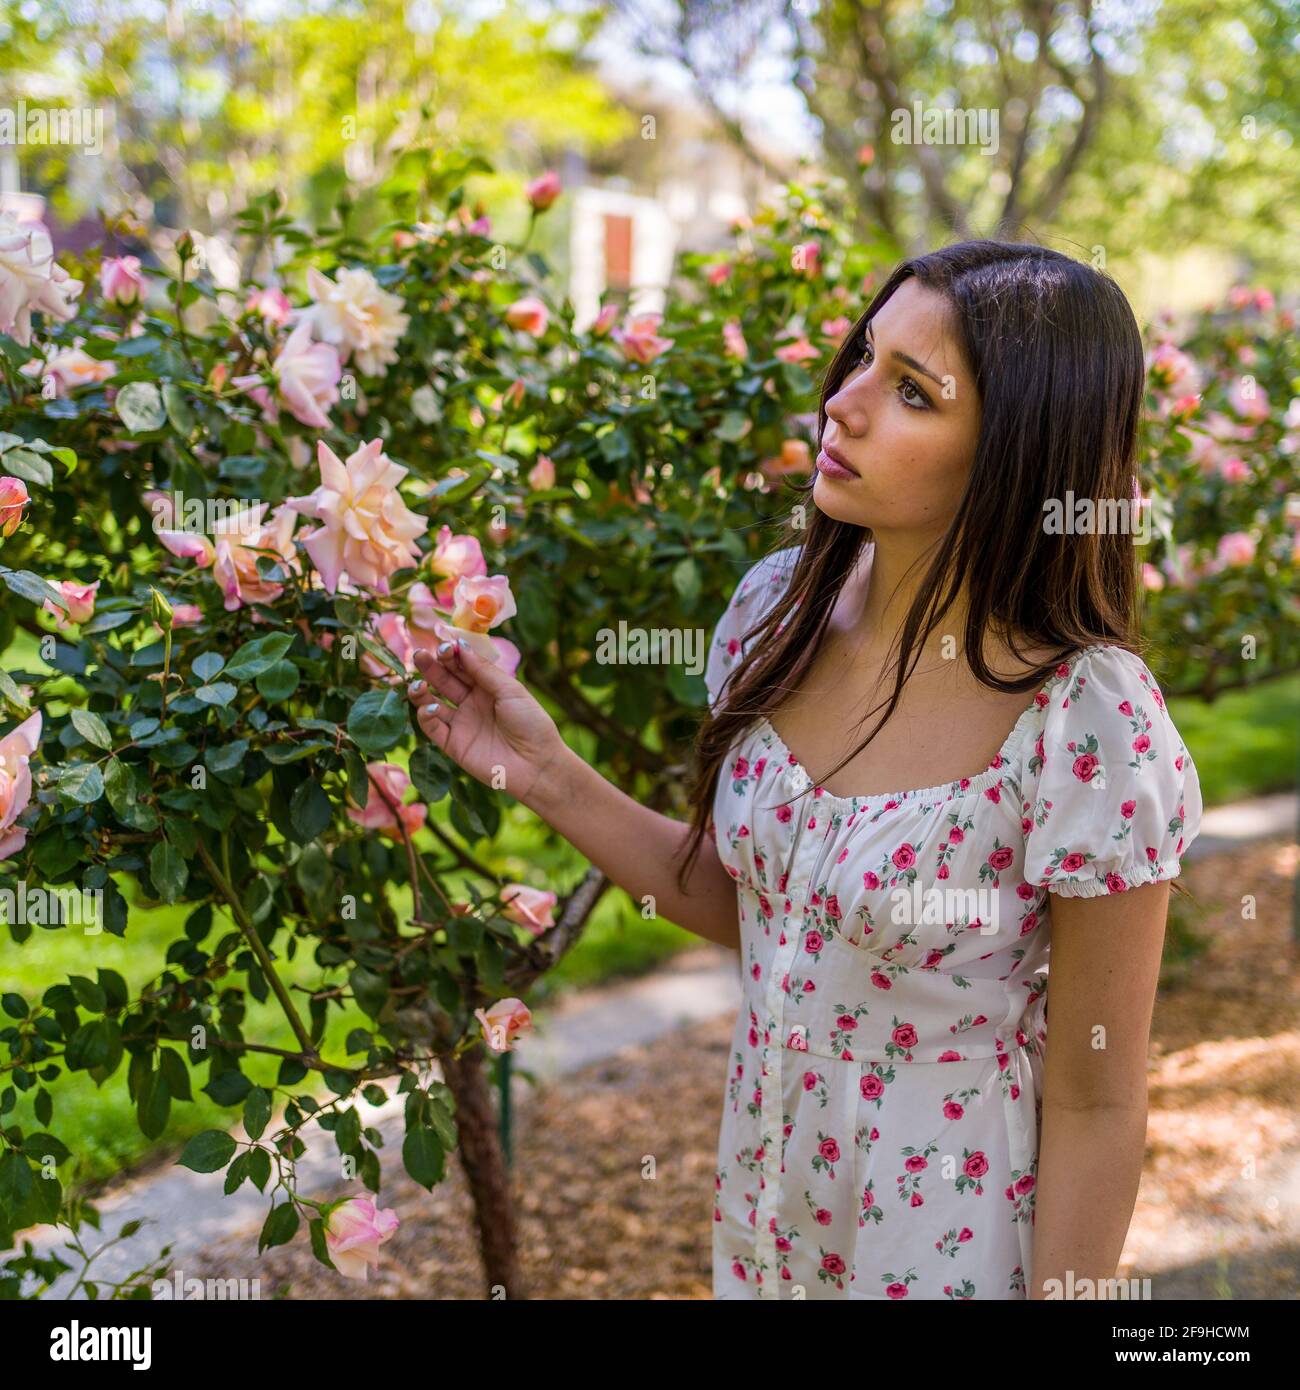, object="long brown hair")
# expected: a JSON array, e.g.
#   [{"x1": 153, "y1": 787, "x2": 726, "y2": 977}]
[{"x1": 678, "y1": 239, "x2": 1170, "y2": 895}]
